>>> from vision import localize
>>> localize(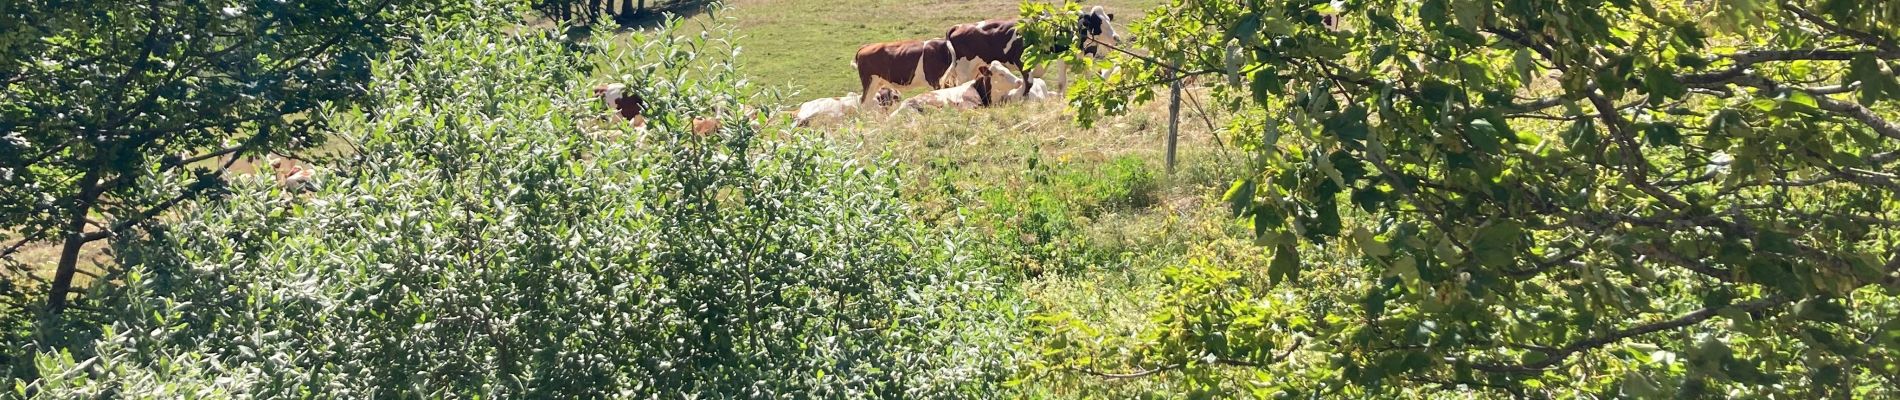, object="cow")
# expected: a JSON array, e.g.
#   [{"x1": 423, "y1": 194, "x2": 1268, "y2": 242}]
[
  {"x1": 793, "y1": 88, "x2": 899, "y2": 127},
  {"x1": 943, "y1": 6, "x2": 1121, "y2": 96},
  {"x1": 594, "y1": 83, "x2": 648, "y2": 128},
  {"x1": 594, "y1": 82, "x2": 728, "y2": 135},
  {"x1": 889, "y1": 62, "x2": 1023, "y2": 117},
  {"x1": 269, "y1": 156, "x2": 316, "y2": 193},
  {"x1": 988, "y1": 65, "x2": 1055, "y2": 102},
  {"x1": 852, "y1": 39, "x2": 959, "y2": 106}
]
